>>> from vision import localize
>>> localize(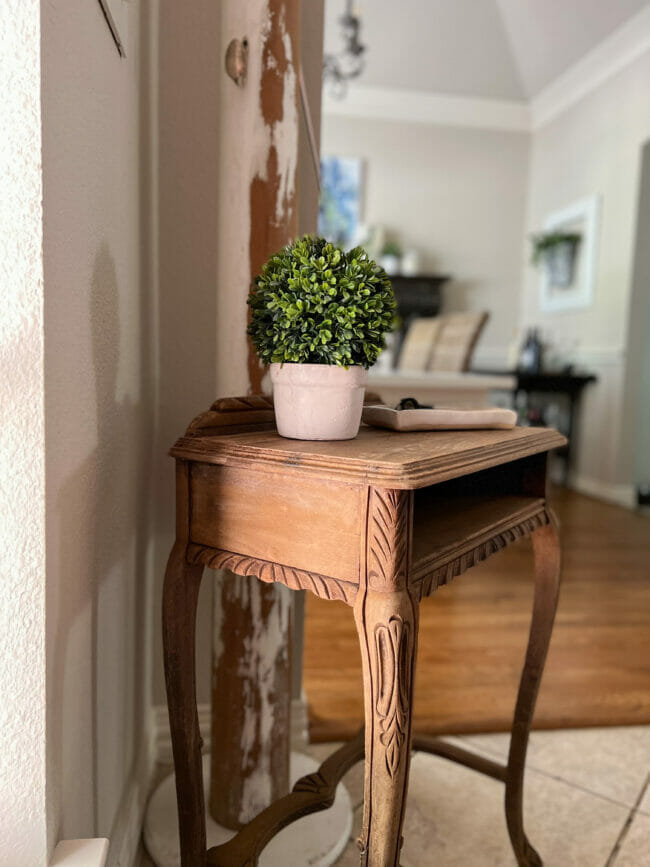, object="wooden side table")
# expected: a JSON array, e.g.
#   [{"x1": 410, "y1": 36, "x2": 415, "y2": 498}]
[{"x1": 163, "y1": 396, "x2": 566, "y2": 867}]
